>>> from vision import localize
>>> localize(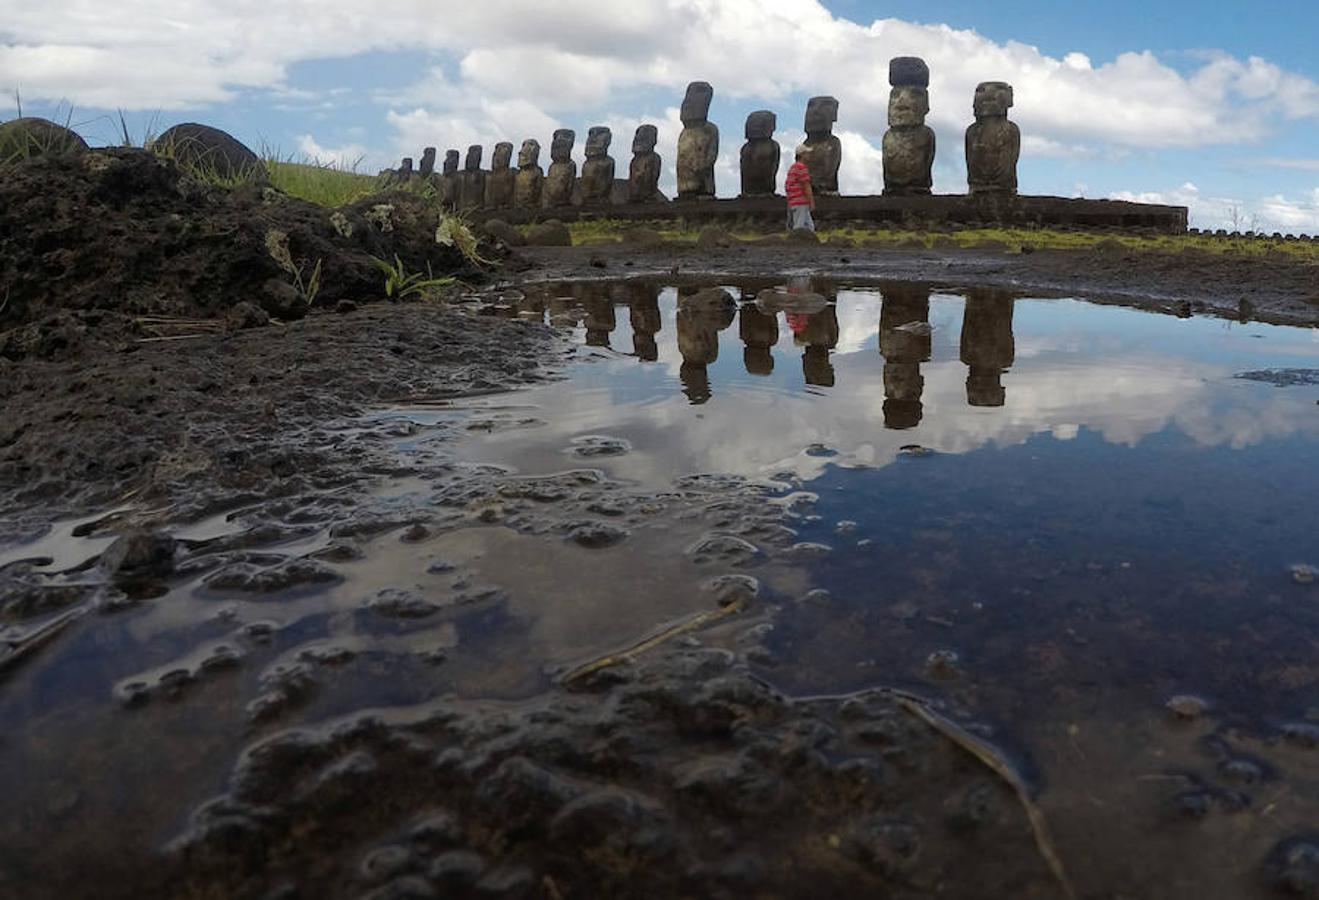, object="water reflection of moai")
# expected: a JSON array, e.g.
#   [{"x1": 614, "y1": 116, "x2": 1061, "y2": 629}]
[
  {"x1": 485, "y1": 142, "x2": 515, "y2": 208},
  {"x1": 740, "y1": 111, "x2": 781, "y2": 198},
  {"x1": 960, "y1": 288, "x2": 1015, "y2": 406},
  {"x1": 676, "y1": 287, "x2": 735, "y2": 403},
  {"x1": 459, "y1": 145, "x2": 487, "y2": 209},
  {"x1": 544, "y1": 129, "x2": 577, "y2": 207},
  {"x1": 419, "y1": 147, "x2": 437, "y2": 177},
  {"x1": 514, "y1": 139, "x2": 543, "y2": 209},
  {"x1": 628, "y1": 125, "x2": 662, "y2": 203},
  {"x1": 439, "y1": 150, "x2": 460, "y2": 208},
  {"x1": 803, "y1": 97, "x2": 841, "y2": 195},
  {"x1": 966, "y1": 82, "x2": 1020, "y2": 196},
  {"x1": 883, "y1": 57, "x2": 936, "y2": 196},
  {"x1": 800, "y1": 303, "x2": 840, "y2": 387},
  {"x1": 580, "y1": 127, "x2": 616, "y2": 205},
  {"x1": 581, "y1": 292, "x2": 617, "y2": 348},
  {"x1": 879, "y1": 285, "x2": 932, "y2": 429},
  {"x1": 625, "y1": 283, "x2": 663, "y2": 361},
  {"x1": 677, "y1": 82, "x2": 718, "y2": 200},
  {"x1": 738, "y1": 291, "x2": 779, "y2": 375}
]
